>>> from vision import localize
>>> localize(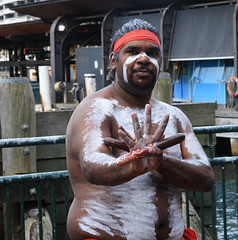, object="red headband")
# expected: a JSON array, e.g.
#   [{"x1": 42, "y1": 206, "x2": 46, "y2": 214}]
[{"x1": 113, "y1": 29, "x2": 161, "y2": 53}]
